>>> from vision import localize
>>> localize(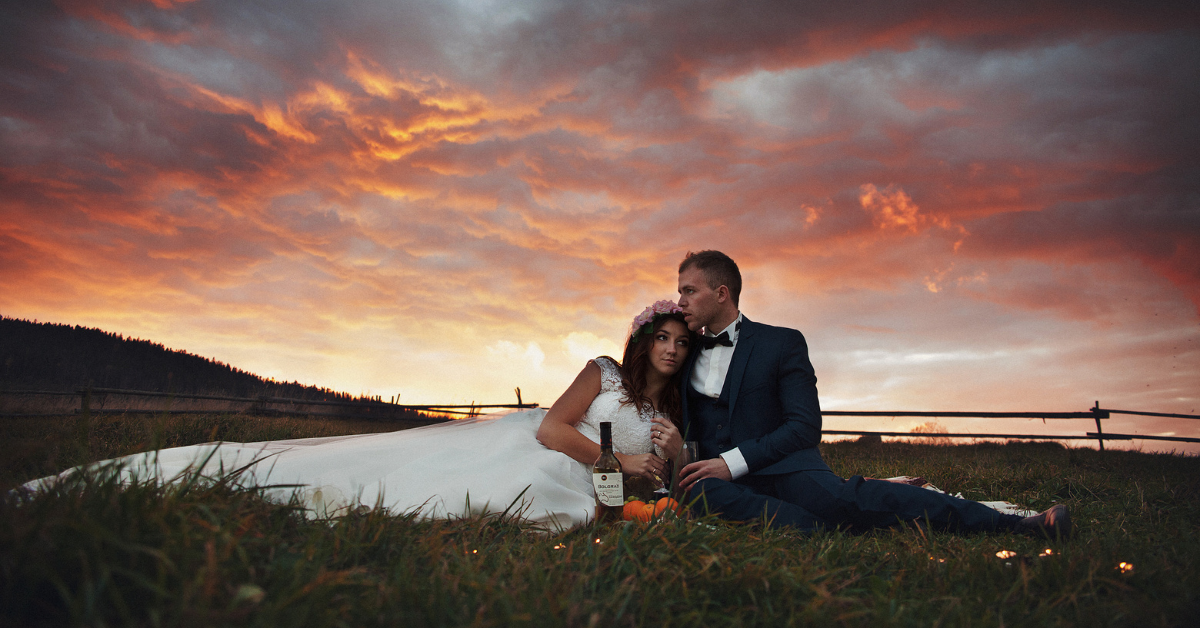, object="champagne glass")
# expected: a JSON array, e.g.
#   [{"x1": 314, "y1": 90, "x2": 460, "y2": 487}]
[
  {"x1": 671, "y1": 441, "x2": 700, "y2": 499},
  {"x1": 679, "y1": 441, "x2": 699, "y2": 467}
]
